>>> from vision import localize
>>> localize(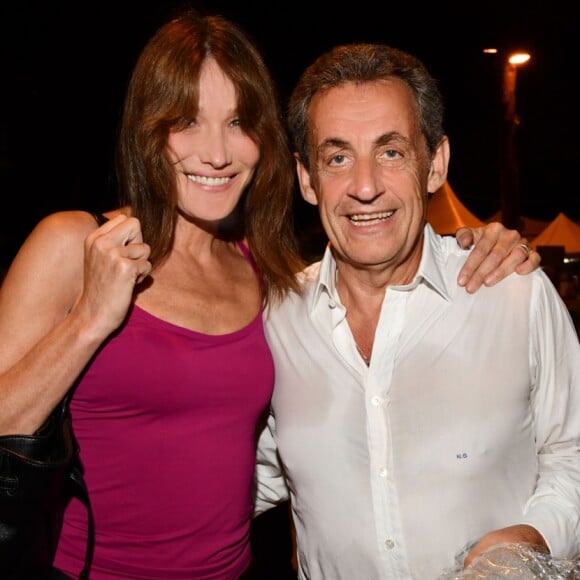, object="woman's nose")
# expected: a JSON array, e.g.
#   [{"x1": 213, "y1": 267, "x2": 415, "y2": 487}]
[{"x1": 199, "y1": 127, "x2": 231, "y2": 168}]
